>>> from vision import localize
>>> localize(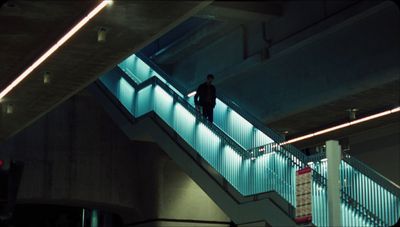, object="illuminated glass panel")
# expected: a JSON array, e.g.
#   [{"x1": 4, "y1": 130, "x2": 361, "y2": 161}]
[
  {"x1": 135, "y1": 85, "x2": 153, "y2": 117},
  {"x1": 174, "y1": 103, "x2": 196, "y2": 145},
  {"x1": 118, "y1": 77, "x2": 135, "y2": 114},
  {"x1": 91, "y1": 209, "x2": 98, "y2": 227},
  {"x1": 195, "y1": 123, "x2": 222, "y2": 166},
  {"x1": 154, "y1": 85, "x2": 174, "y2": 127},
  {"x1": 118, "y1": 54, "x2": 153, "y2": 83}
]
